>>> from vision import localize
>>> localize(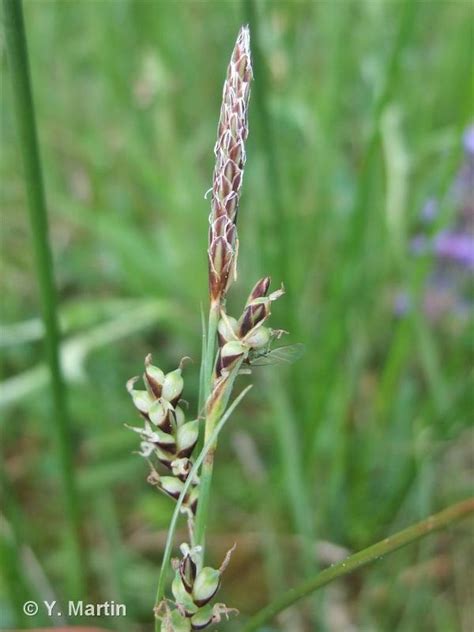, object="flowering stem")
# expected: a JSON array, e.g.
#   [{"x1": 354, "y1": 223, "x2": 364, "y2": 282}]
[
  {"x1": 3, "y1": 0, "x2": 85, "y2": 597},
  {"x1": 194, "y1": 355, "x2": 244, "y2": 554},
  {"x1": 204, "y1": 300, "x2": 220, "y2": 396},
  {"x1": 193, "y1": 439, "x2": 216, "y2": 554},
  {"x1": 242, "y1": 498, "x2": 474, "y2": 632},
  {"x1": 192, "y1": 301, "x2": 220, "y2": 553}
]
